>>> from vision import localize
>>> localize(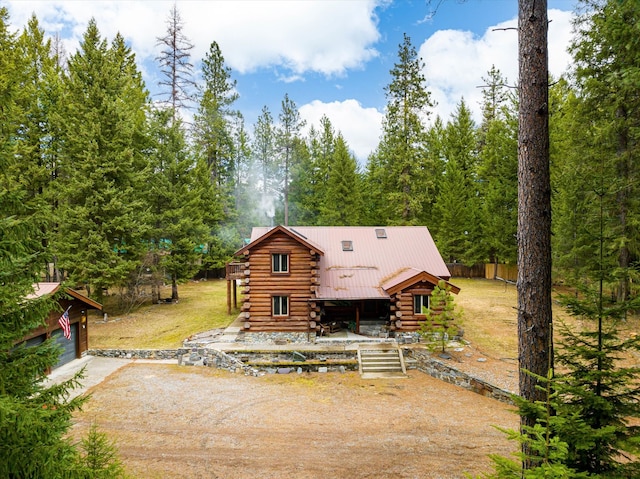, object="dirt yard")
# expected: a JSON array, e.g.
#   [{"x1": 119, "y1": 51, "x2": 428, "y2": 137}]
[{"x1": 72, "y1": 363, "x2": 518, "y2": 479}]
